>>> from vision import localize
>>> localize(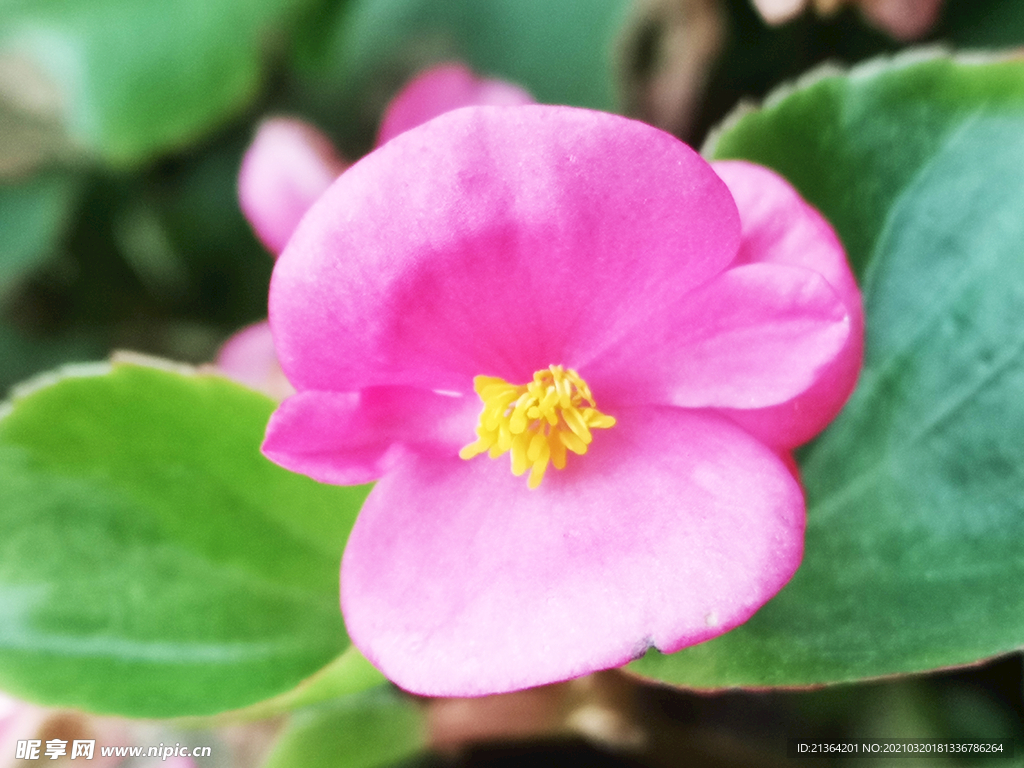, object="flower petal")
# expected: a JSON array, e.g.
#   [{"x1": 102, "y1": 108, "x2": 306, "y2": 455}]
[
  {"x1": 752, "y1": 0, "x2": 807, "y2": 24},
  {"x1": 340, "y1": 406, "x2": 804, "y2": 696},
  {"x1": 376, "y1": 63, "x2": 535, "y2": 146},
  {"x1": 263, "y1": 388, "x2": 478, "y2": 485},
  {"x1": 216, "y1": 321, "x2": 294, "y2": 400},
  {"x1": 238, "y1": 118, "x2": 347, "y2": 255},
  {"x1": 271, "y1": 106, "x2": 740, "y2": 393},
  {"x1": 713, "y1": 162, "x2": 859, "y2": 308},
  {"x1": 585, "y1": 262, "x2": 850, "y2": 410},
  {"x1": 712, "y1": 160, "x2": 864, "y2": 447},
  {"x1": 859, "y1": 0, "x2": 943, "y2": 41}
]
